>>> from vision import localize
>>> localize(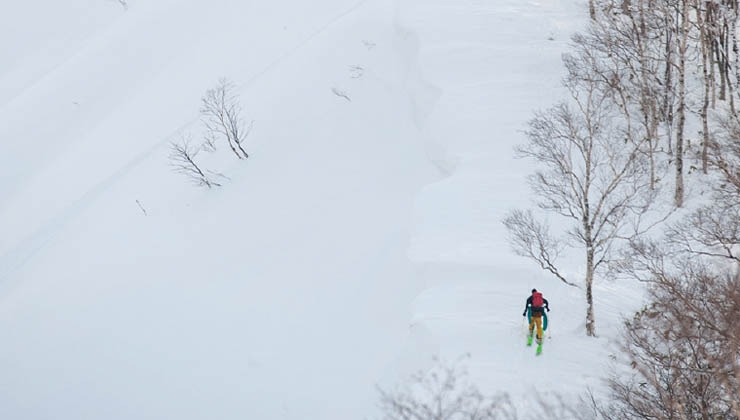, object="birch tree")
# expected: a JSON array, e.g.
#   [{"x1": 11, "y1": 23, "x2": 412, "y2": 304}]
[
  {"x1": 169, "y1": 135, "x2": 221, "y2": 188},
  {"x1": 673, "y1": 0, "x2": 691, "y2": 207},
  {"x1": 504, "y1": 48, "x2": 655, "y2": 337},
  {"x1": 606, "y1": 104, "x2": 740, "y2": 419},
  {"x1": 573, "y1": 13, "x2": 662, "y2": 190},
  {"x1": 604, "y1": 257, "x2": 740, "y2": 420},
  {"x1": 201, "y1": 78, "x2": 251, "y2": 160}
]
